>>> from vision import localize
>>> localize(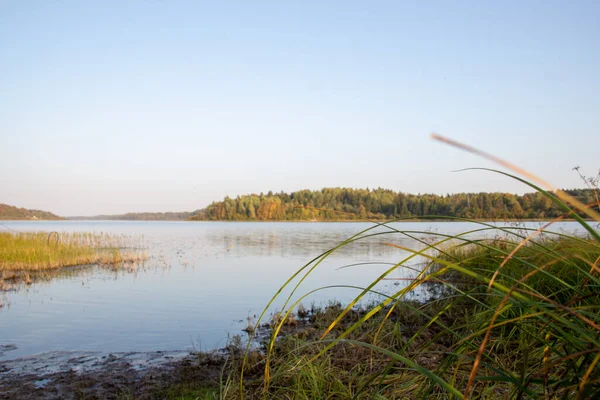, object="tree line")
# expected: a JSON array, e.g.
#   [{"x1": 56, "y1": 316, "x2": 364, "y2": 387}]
[
  {"x1": 69, "y1": 211, "x2": 200, "y2": 221},
  {"x1": 0, "y1": 203, "x2": 63, "y2": 220},
  {"x1": 190, "y1": 188, "x2": 598, "y2": 221}
]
